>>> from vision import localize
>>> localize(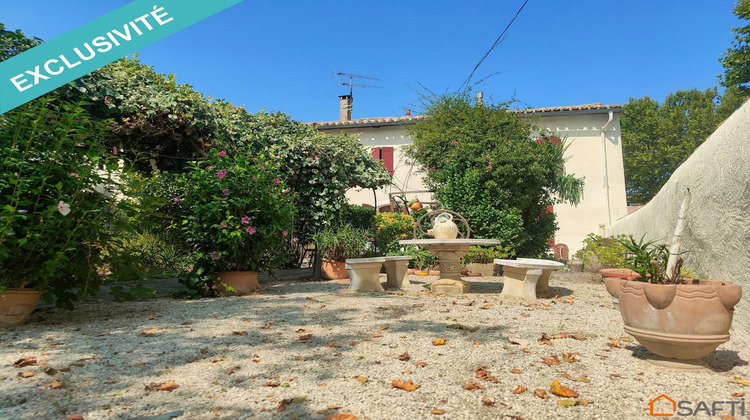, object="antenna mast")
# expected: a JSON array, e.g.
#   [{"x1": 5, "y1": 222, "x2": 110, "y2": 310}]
[{"x1": 334, "y1": 70, "x2": 383, "y2": 96}]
